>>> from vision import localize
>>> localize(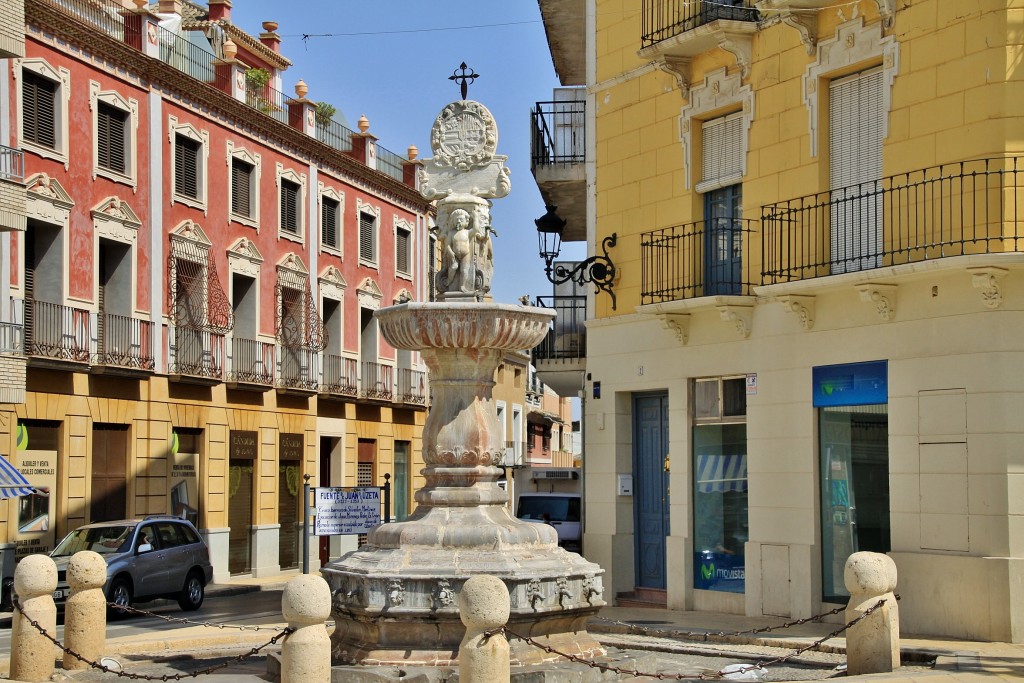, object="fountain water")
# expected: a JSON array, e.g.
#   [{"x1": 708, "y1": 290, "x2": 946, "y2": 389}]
[{"x1": 323, "y1": 95, "x2": 606, "y2": 667}]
